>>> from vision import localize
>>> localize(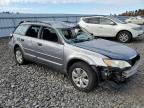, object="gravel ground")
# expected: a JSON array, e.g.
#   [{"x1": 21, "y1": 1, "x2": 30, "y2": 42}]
[{"x1": 0, "y1": 35, "x2": 144, "y2": 108}]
